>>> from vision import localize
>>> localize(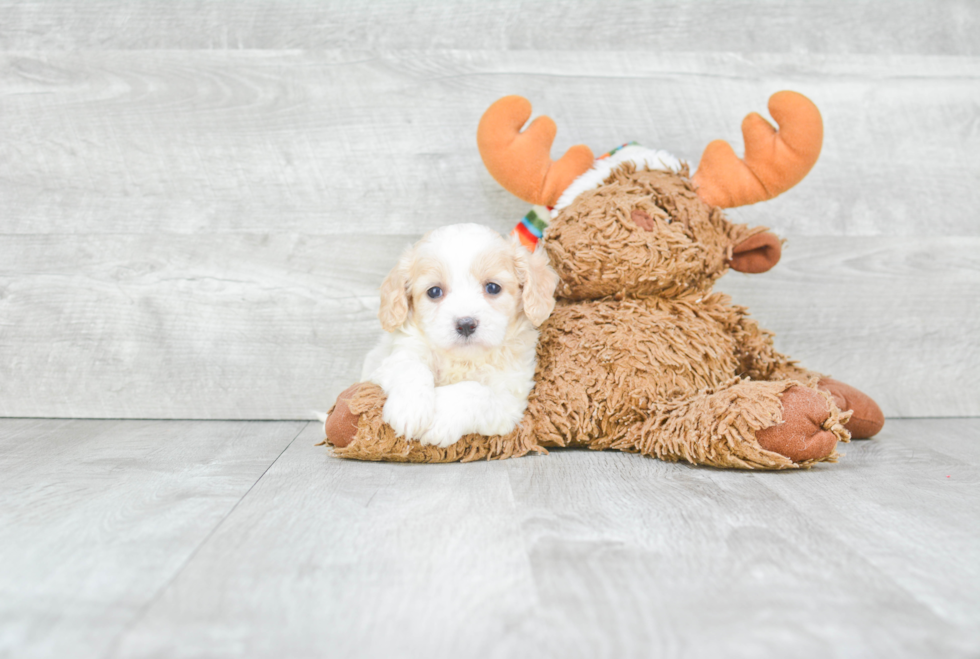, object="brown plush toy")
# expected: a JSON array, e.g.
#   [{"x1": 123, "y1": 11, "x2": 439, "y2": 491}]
[{"x1": 323, "y1": 91, "x2": 885, "y2": 469}]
